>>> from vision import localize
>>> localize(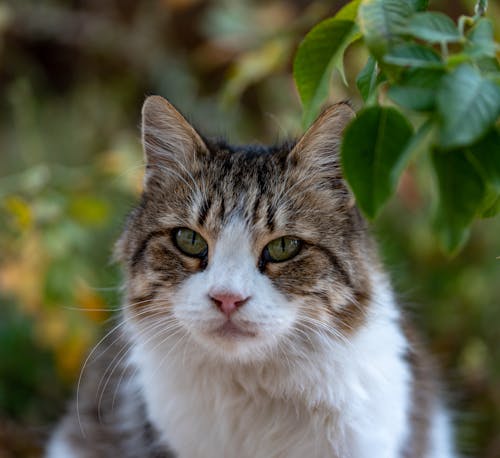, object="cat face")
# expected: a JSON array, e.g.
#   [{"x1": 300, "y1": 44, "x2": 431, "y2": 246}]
[{"x1": 117, "y1": 96, "x2": 374, "y2": 363}]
